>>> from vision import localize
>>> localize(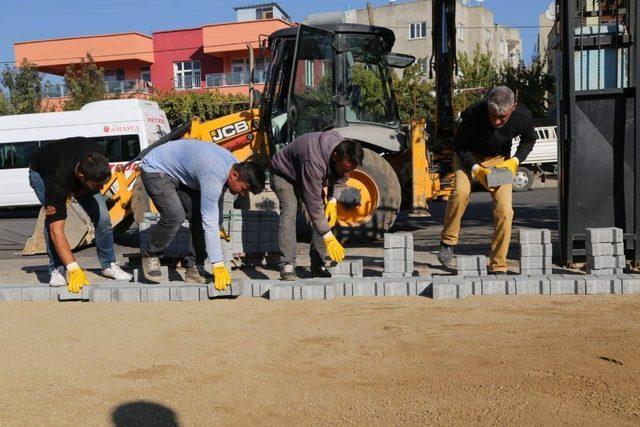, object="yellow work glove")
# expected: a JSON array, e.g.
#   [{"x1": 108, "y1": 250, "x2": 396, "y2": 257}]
[
  {"x1": 212, "y1": 262, "x2": 232, "y2": 291},
  {"x1": 323, "y1": 232, "x2": 345, "y2": 263},
  {"x1": 66, "y1": 262, "x2": 89, "y2": 293},
  {"x1": 471, "y1": 165, "x2": 493, "y2": 191},
  {"x1": 324, "y1": 198, "x2": 338, "y2": 228},
  {"x1": 496, "y1": 157, "x2": 519, "y2": 176},
  {"x1": 219, "y1": 229, "x2": 231, "y2": 242}
]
